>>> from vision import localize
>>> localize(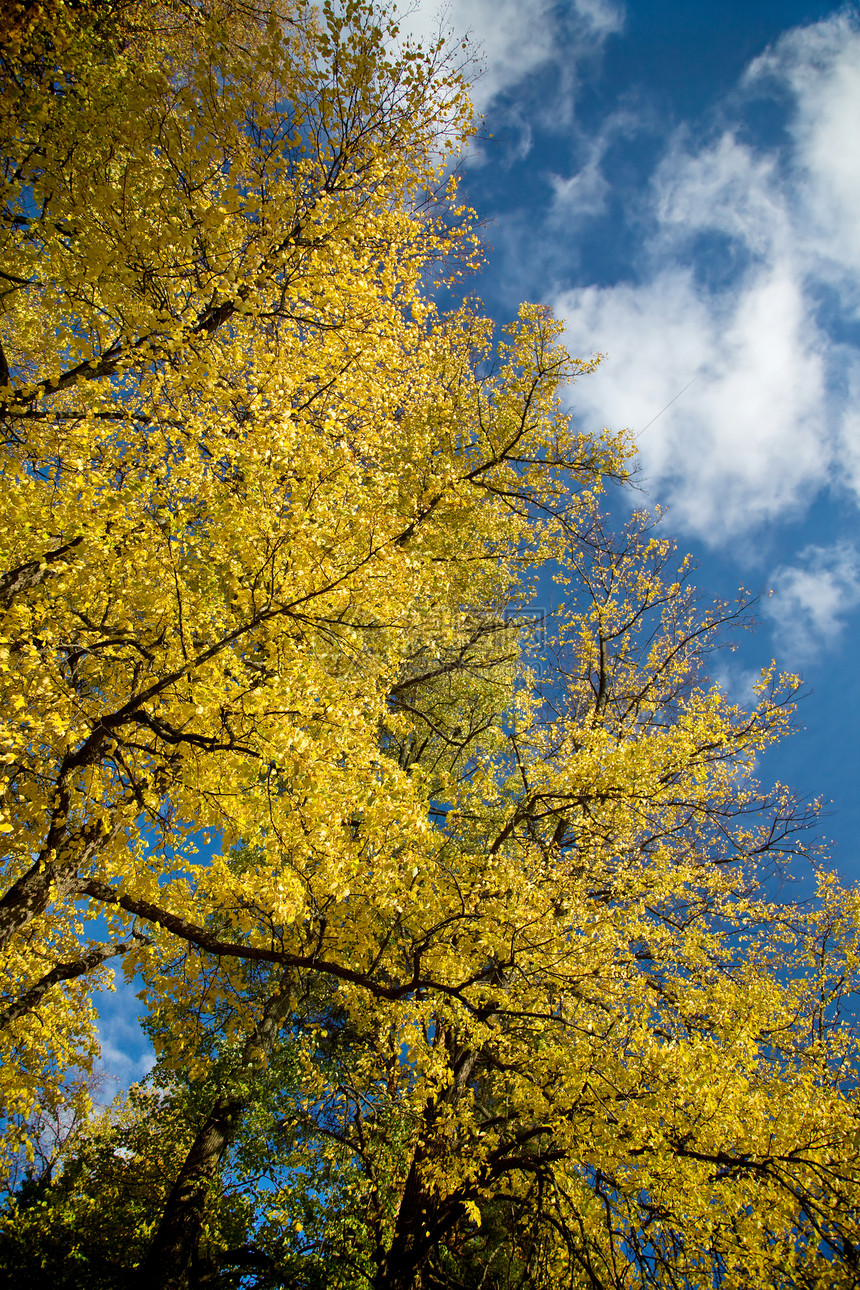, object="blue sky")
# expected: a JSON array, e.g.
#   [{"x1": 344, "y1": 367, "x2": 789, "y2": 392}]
[{"x1": 98, "y1": 0, "x2": 860, "y2": 1082}]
